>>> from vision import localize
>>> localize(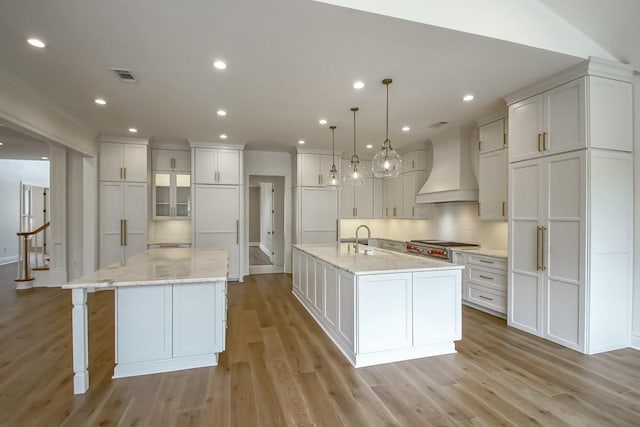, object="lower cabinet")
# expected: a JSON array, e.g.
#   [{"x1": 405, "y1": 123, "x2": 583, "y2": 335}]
[
  {"x1": 292, "y1": 247, "x2": 460, "y2": 367},
  {"x1": 114, "y1": 281, "x2": 226, "y2": 378},
  {"x1": 454, "y1": 251, "x2": 507, "y2": 318}
]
